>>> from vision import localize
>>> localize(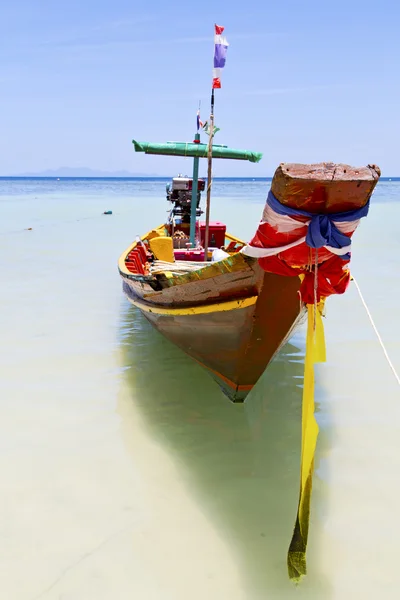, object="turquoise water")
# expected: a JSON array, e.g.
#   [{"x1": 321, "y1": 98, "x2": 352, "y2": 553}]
[{"x1": 1, "y1": 177, "x2": 399, "y2": 599}]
